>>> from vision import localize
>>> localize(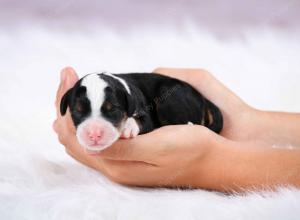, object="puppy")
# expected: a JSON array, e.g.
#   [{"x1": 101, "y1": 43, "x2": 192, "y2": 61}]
[{"x1": 60, "y1": 72, "x2": 223, "y2": 154}]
